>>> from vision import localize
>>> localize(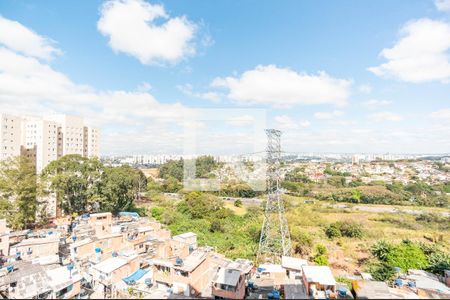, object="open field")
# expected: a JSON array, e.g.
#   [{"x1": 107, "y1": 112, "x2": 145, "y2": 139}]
[
  {"x1": 284, "y1": 195, "x2": 450, "y2": 275},
  {"x1": 139, "y1": 192, "x2": 449, "y2": 277}
]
